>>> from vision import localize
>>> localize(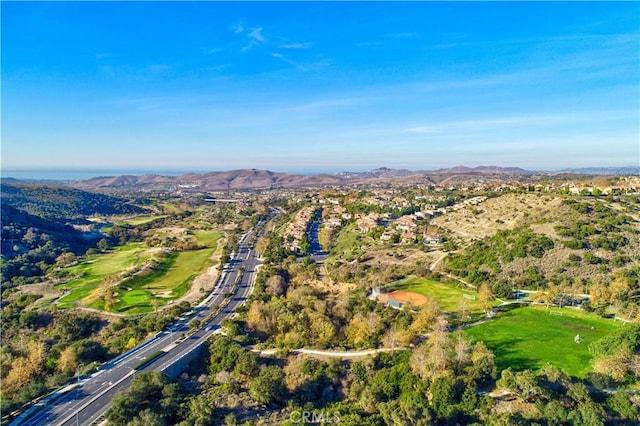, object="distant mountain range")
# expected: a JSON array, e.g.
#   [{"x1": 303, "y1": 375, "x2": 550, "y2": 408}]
[
  {"x1": 2, "y1": 165, "x2": 636, "y2": 192},
  {"x1": 62, "y1": 165, "x2": 541, "y2": 191}
]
